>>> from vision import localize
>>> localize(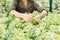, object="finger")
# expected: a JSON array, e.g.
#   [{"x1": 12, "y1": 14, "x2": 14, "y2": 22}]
[
  {"x1": 27, "y1": 15, "x2": 32, "y2": 18},
  {"x1": 34, "y1": 18, "x2": 40, "y2": 22},
  {"x1": 23, "y1": 17, "x2": 31, "y2": 21},
  {"x1": 25, "y1": 18, "x2": 32, "y2": 21},
  {"x1": 27, "y1": 16, "x2": 32, "y2": 20},
  {"x1": 24, "y1": 19, "x2": 29, "y2": 22},
  {"x1": 34, "y1": 17, "x2": 38, "y2": 20},
  {"x1": 25, "y1": 19, "x2": 31, "y2": 22},
  {"x1": 34, "y1": 16, "x2": 38, "y2": 19},
  {"x1": 28, "y1": 16, "x2": 32, "y2": 19},
  {"x1": 27, "y1": 18, "x2": 32, "y2": 21},
  {"x1": 35, "y1": 19, "x2": 40, "y2": 22}
]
